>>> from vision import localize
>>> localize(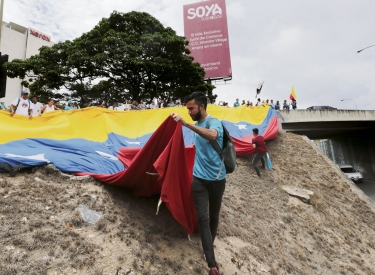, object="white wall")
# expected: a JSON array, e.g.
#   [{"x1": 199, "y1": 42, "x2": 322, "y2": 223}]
[
  {"x1": 0, "y1": 24, "x2": 27, "y2": 107},
  {"x1": 0, "y1": 23, "x2": 54, "y2": 107},
  {"x1": 26, "y1": 28, "x2": 53, "y2": 58}
]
